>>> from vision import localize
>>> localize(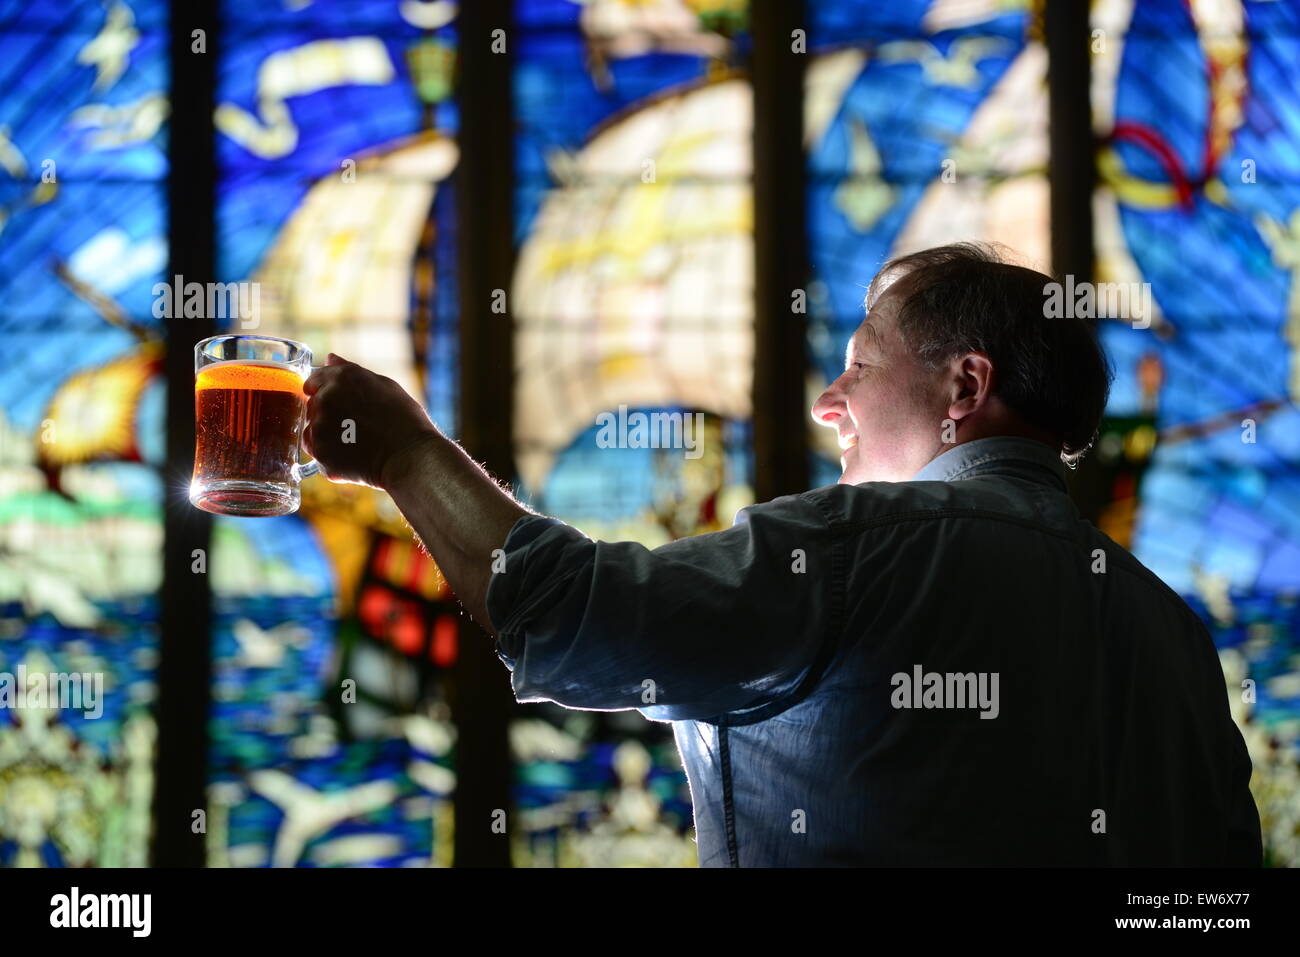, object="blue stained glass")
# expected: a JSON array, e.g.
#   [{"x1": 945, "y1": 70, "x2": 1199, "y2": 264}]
[
  {"x1": 0, "y1": 1, "x2": 167, "y2": 30},
  {"x1": 221, "y1": 0, "x2": 441, "y2": 32},
  {"x1": 808, "y1": 0, "x2": 933, "y2": 44},
  {"x1": 0, "y1": 0, "x2": 169, "y2": 867},
  {"x1": 514, "y1": 2, "x2": 736, "y2": 242},
  {"x1": 512, "y1": 0, "x2": 754, "y2": 528},
  {"x1": 1096, "y1": 323, "x2": 1155, "y2": 417},
  {"x1": 0, "y1": 6, "x2": 169, "y2": 380},
  {"x1": 210, "y1": 0, "x2": 460, "y2": 866},
  {"x1": 216, "y1": 18, "x2": 458, "y2": 282},
  {"x1": 1097, "y1": 0, "x2": 1300, "y2": 865},
  {"x1": 215, "y1": 736, "x2": 446, "y2": 868},
  {"x1": 510, "y1": 0, "x2": 751, "y2": 864},
  {"x1": 1103, "y1": 0, "x2": 1300, "y2": 587}
]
